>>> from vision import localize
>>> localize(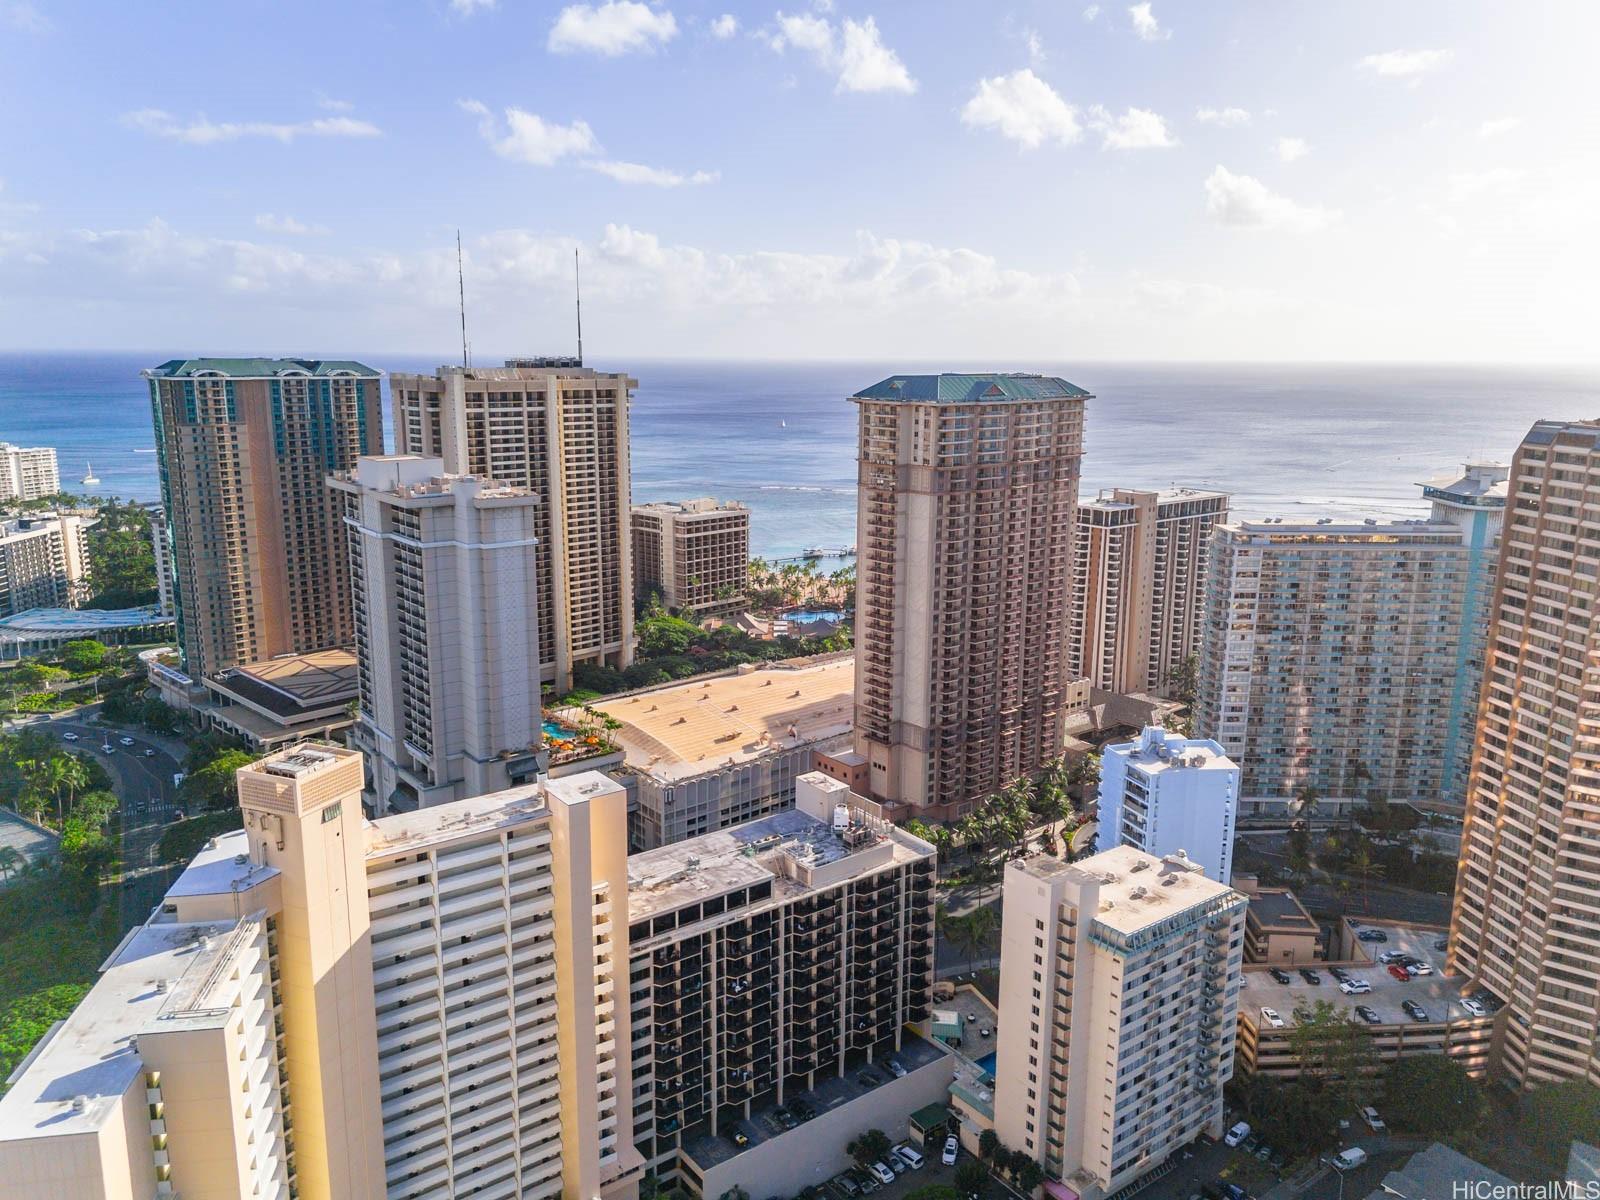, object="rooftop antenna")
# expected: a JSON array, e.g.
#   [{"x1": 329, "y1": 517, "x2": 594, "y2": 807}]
[
  {"x1": 456, "y1": 230, "x2": 470, "y2": 369},
  {"x1": 574, "y1": 248, "x2": 584, "y2": 366}
]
